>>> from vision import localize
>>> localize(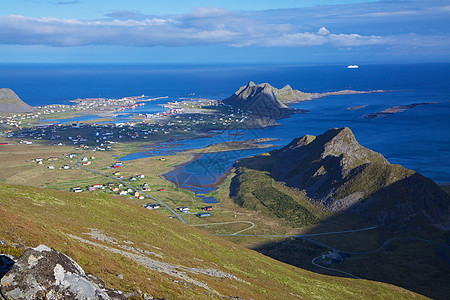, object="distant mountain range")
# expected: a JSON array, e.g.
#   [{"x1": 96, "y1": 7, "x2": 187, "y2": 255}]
[
  {"x1": 0, "y1": 88, "x2": 35, "y2": 113},
  {"x1": 233, "y1": 127, "x2": 449, "y2": 228}
]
